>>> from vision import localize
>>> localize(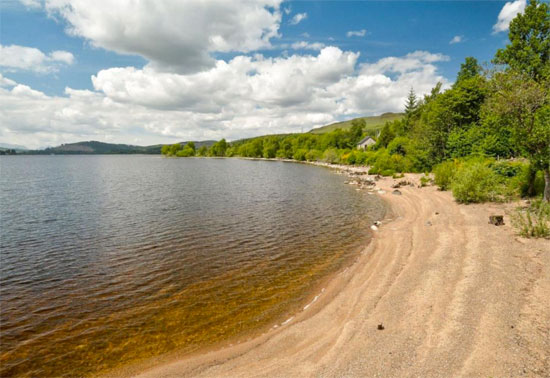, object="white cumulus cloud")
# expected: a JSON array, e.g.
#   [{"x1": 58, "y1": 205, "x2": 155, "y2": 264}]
[
  {"x1": 0, "y1": 44, "x2": 75, "y2": 73},
  {"x1": 347, "y1": 29, "x2": 367, "y2": 38},
  {"x1": 44, "y1": 0, "x2": 283, "y2": 73},
  {"x1": 449, "y1": 35, "x2": 464, "y2": 44},
  {"x1": 493, "y1": 0, "x2": 526, "y2": 33},
  {"x1": 289, "y1": 12, "x2": 307, "y2": 25},
  {"x1": 19, "y1": 0, "x2": 42, "y2": 9},
  {"x1": 291, "y1": 41, "x2": 325, "y2": 51}
]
